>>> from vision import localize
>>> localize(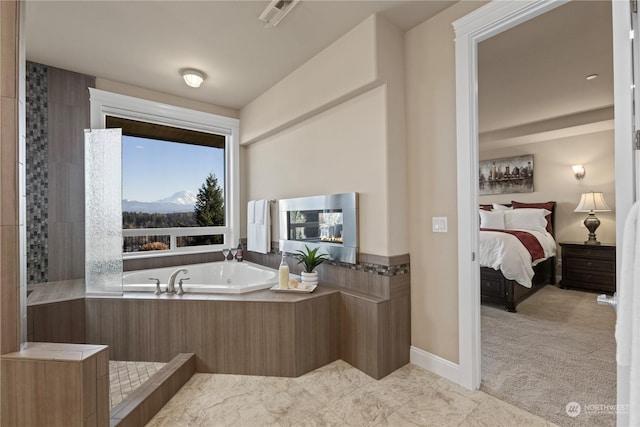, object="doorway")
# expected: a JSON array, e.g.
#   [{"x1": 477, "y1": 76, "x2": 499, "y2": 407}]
[
  {"x1": 453, "y1": 4, "x2": 634, "y2": 423},
  {"x1": 475, "y1": 4, "x2": 616, "y2": 423}
]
